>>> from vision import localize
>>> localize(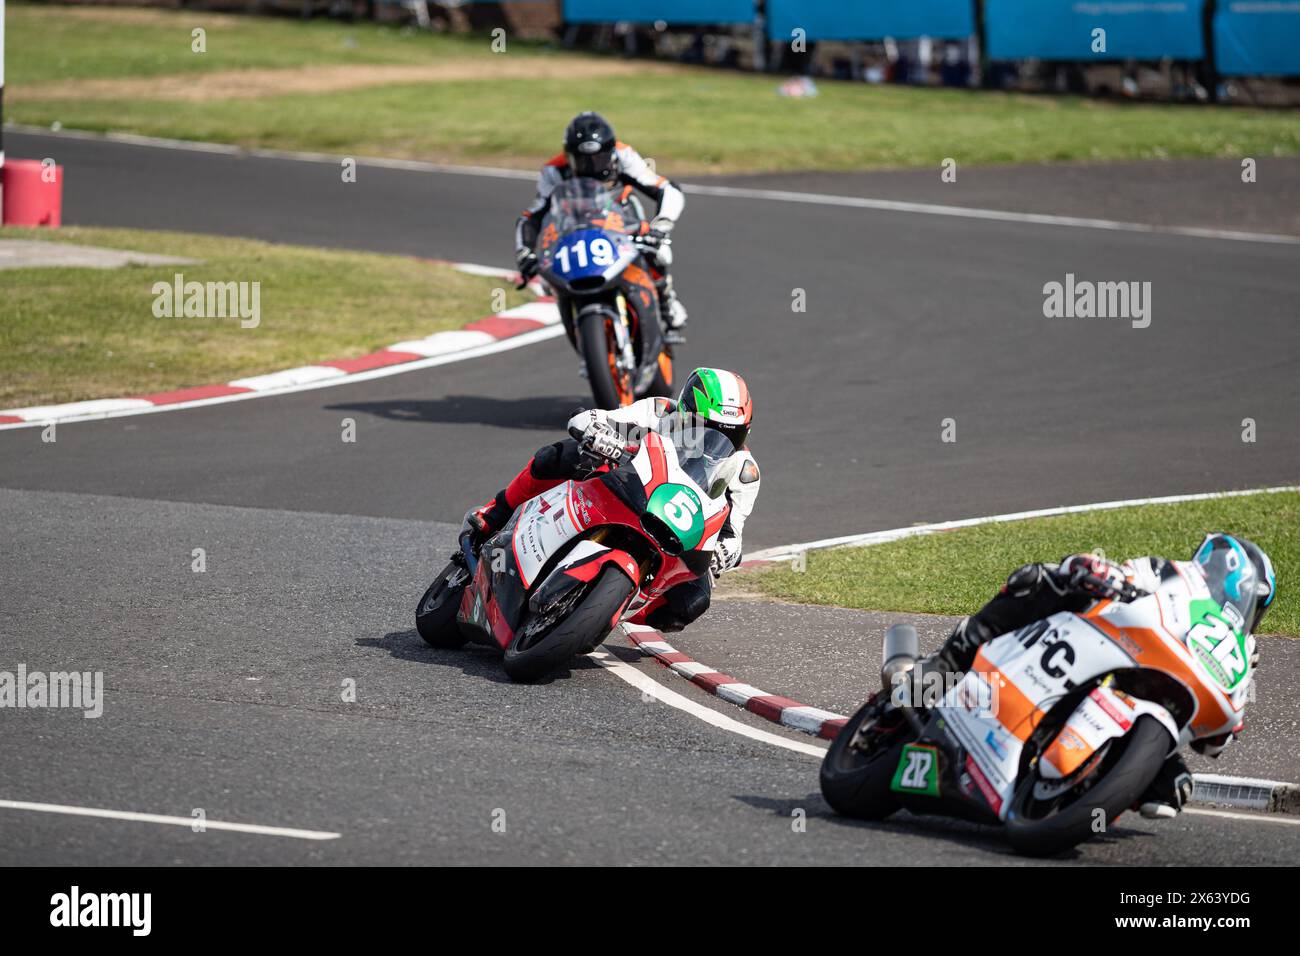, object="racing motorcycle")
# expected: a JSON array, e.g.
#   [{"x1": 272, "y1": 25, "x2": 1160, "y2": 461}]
[
  {"x1": 533, "y1": 178, "x2": 674, "y2": 409},
  {"x1": 414, "y1": 415, "x2": 734, "y2": 682},
  {"x1": 820, "y1": 563, "x2": 1259, "y2": 856}
]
